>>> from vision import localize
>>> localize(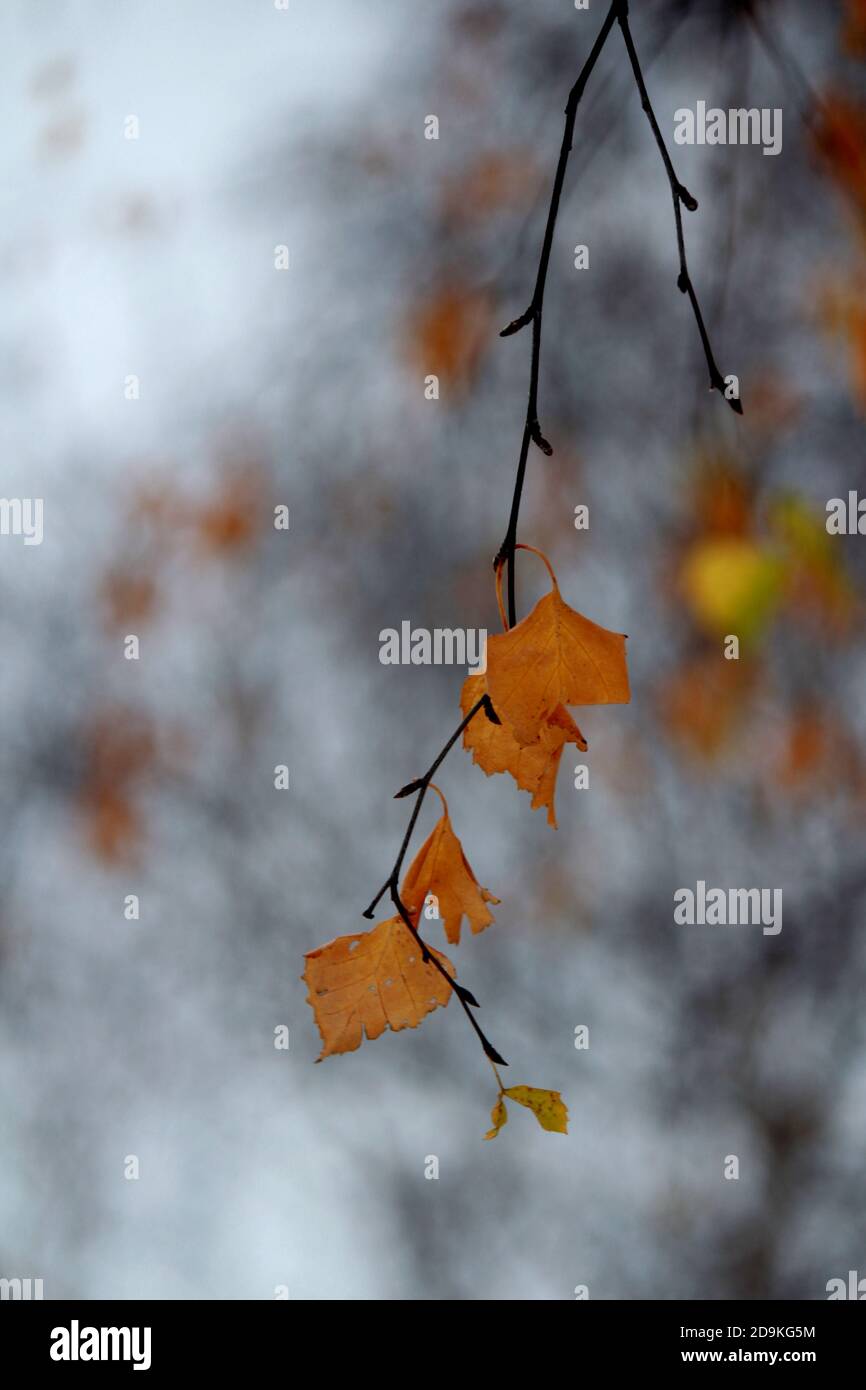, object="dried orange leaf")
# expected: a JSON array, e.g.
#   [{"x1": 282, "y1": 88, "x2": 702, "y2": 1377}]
[
  {"x1": 303, "y1": 917, "x2": 454, "y2": 1059},
  {"x1": 462, "y1": 673, "x2": 586, "y2": 828},
  {"x1": 485, "y1": 573, "x2": 629, "y2": 747},
  {"x1": 400, "y1": 791, "x2": 499, "y2": 944}
]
